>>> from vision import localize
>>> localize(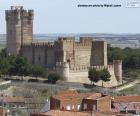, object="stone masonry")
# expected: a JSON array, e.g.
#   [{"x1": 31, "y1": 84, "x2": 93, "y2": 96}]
[{"x1": 5, "y1": 6, "x2": 122, "y2": 87}]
